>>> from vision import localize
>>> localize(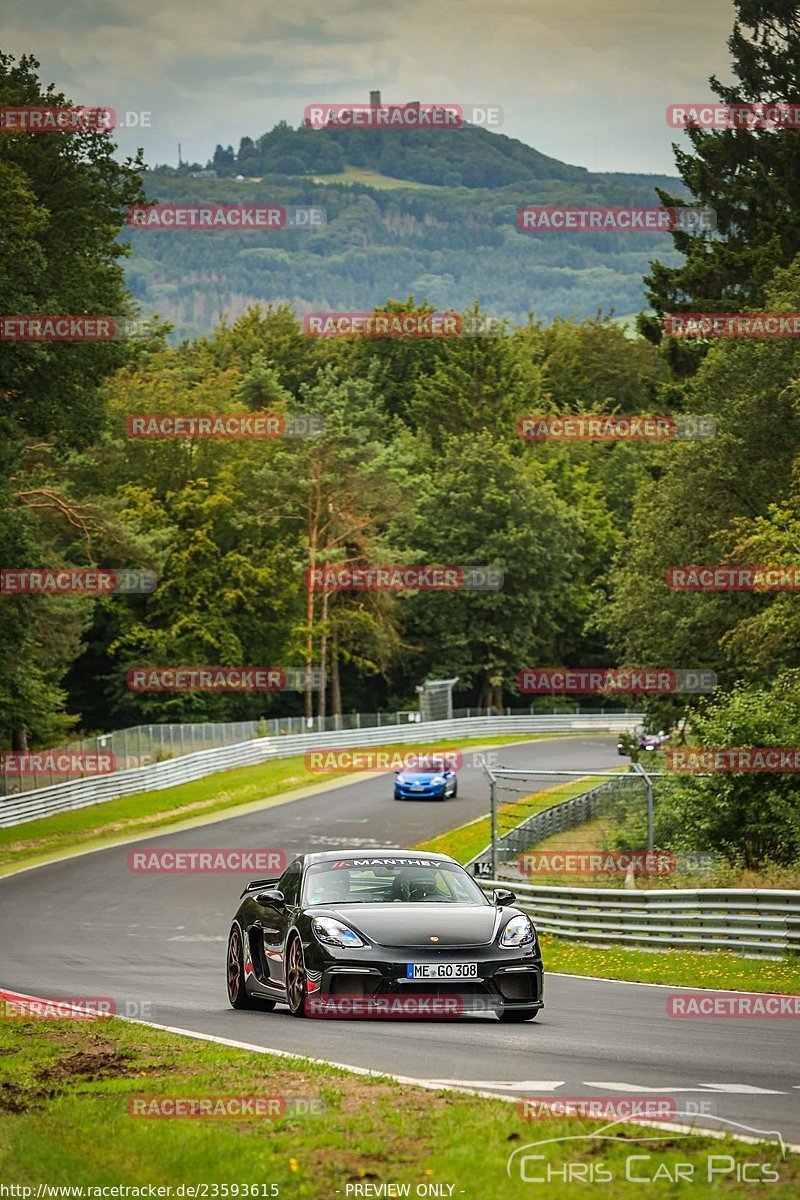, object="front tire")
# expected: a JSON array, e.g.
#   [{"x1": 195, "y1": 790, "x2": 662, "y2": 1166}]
[
  {"x1": 497, "y1": 1007, "x2": 539, "y2": 1023},
  {"x1": 286, "y1": 934, "x2": 308, "y2": 1018}
]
